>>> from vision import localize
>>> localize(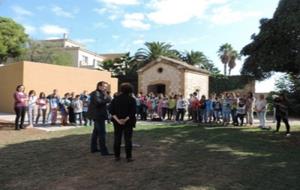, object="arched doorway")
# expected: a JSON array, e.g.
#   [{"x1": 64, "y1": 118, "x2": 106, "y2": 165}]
[{"x1": 147, "y1": 83, "x2": 166, "y2": 95}]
